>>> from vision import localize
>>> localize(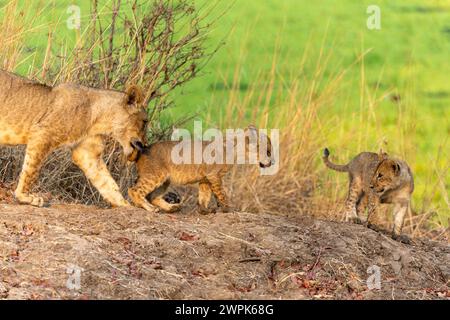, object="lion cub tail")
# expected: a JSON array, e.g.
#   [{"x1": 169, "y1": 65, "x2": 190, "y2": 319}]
[{"x1": 322, "y1": 148, "x2": 349, "y2": 172}]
